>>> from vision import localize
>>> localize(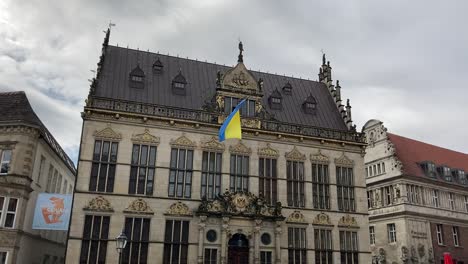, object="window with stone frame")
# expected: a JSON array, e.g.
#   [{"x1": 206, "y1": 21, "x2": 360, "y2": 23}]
[
  {"x1": 339, "y1": 231, "x2": 359, "y2": 264},
  {"x1": 224, "y1": 97, "x2": 256, "y2": 117},
  {"x1": 0, "y1": 149, "x2": 12, "y2": 175},
  {"x1": 369, "y1": 226, "x2": 375, "y2": 245},
  {"x1": 287, "y1": 161, "x2": 305, "y2": 208},
  {"x1": 37, "y1": 156, "x2": 46, "y2": 183},
  {"x1": 79, "y1": 215, "x2": 110, "y2": 264},
  {"x1": 387, "y1": 223, "x2": 397, "y2": 243},
  {"x1": 122, "y1": 217, "x2": 150, "y2": 264},
  {"x1": 452, "y1": 226, "x2": 460, "y2": 247},
  {"x1": 230, "y1": 154, "x2": 249, "y2": 192},
  {"x1": 436, "y1": 224, "x2": 444, "y2": 245},
  {"x1": 449, "y1": 193, "x2": 456, "y2": 210},
  {"x1": 0, "y1": 196, "x2": 18, "y2": 228},
  {"x1": 45, "y1": 164, "x2": 54, "y2": 193},
  {"x1": 89, "y1": 140, "x2": 118, "y2": 192},
  {"x1": 314, "y1": 229, "x2": 333, "y2": 264},
  {"x1": 260, "y1": 251, "x2": 272, "y2": 264},
  {"x1": 312, "y1": 163, "x2": 330, "y2": 210},
  {"x1": 0, "y1": 252, "x2": 6, "y2": 264},
  {"x1": 163, "y1": 220, "x2": 189, "y2": 264},
  {"x1": 129, "y1": 144, "x2": 157, "y2": 195},
  {"x1": 62, "y1": 179, "x2": 68, "y2": 194},
  {"x1": 201, "y1": 151, "x2": 222, "y2": 200},
  {"x1": 432, "y1": 189, "x2": 439, "y2": 208},
  {"x1": 168, "y1": 148, "x2": 194, "y2": 198},
  {"x1": 336, "y1": 166, "x2": 356, "y2": 212},
  {"x1": 288, "y1": 227, "x2": 307, "y2": 264},
  {"x1": 367, "y1": 191, "x2": 374, "y2": 209},
  {"x1": 204, "y1": 248, "x2": 217, "y2": 264},
  {"x1": 259, "y1": 157, "x2": 278, "y2": 205},
  {"x1": 465, "y1": 196, "x2": 468, "y2": 212},
  {"x1": 55, "y1": 174, "x2": 62, "y2": 193}
]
